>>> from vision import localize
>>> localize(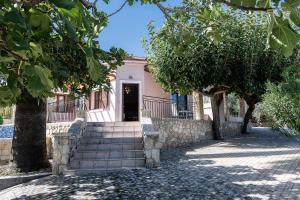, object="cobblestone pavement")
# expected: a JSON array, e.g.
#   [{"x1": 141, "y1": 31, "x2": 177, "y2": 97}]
[{"x1": 1, "y1": 128, "x2": 300, "y2": 200}]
